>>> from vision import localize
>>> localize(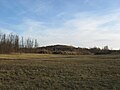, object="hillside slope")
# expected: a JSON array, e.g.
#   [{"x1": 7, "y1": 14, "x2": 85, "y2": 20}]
[{"x1": 36, "y1": 45, "x2": 92, "y2": 55}]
